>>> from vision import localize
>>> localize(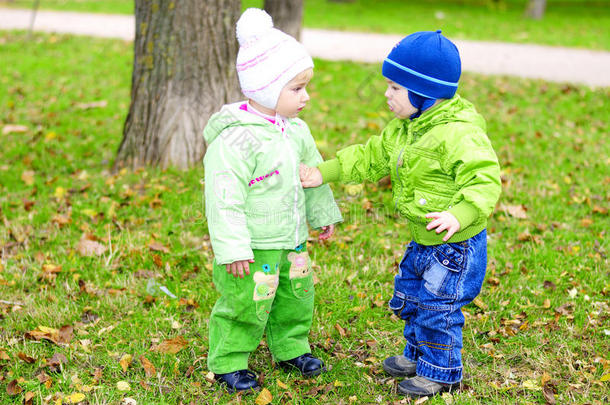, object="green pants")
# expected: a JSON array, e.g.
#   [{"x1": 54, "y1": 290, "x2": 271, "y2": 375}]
[{"x1": 208, "y1": 244, "x2": 315, "y2": 374}]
